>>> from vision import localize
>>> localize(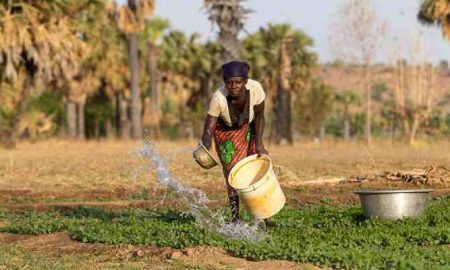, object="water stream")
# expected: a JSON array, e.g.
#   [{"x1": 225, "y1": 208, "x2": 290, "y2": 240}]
[{"x1": 136, "y1": 139, "x2": 265, "y2": 242}]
